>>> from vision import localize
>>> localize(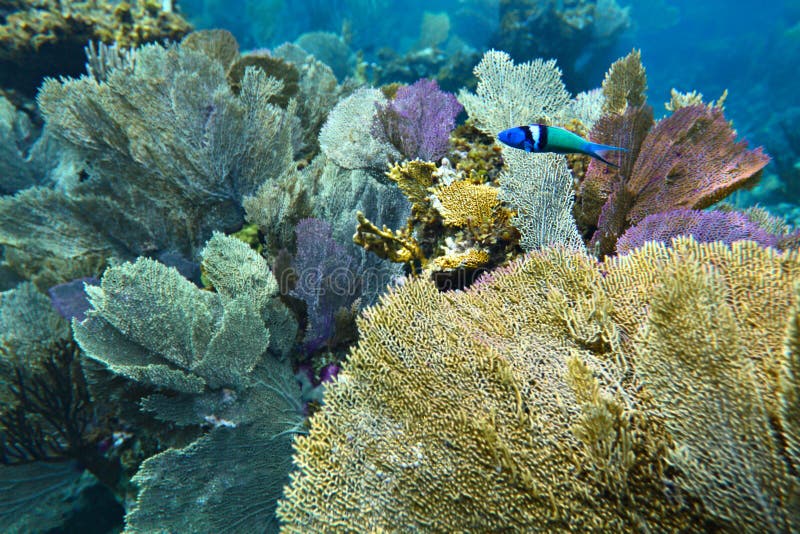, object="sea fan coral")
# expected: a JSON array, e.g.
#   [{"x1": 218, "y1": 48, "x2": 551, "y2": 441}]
[
  {"x1": 73, "y1": 233, "x2": 302, "y2": 533},
  {"x1": 616, "y1": 208, "x2": 783, "y2": 254},
  {"x1": 278, "y1": 238, "x2": 800, "y2": 532},
  {"x1": 290, "y1": 218, "x2": 360, "y2": 353},
  {"x1": 578, "y1": 104, "x2": 769, "y2": 256},
  {"x1": 373, "y1": 78, "x2": 463, "y2": 161},
  {"x1": 458, "y1": 49, "x2": 570, "y2": 135}
]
